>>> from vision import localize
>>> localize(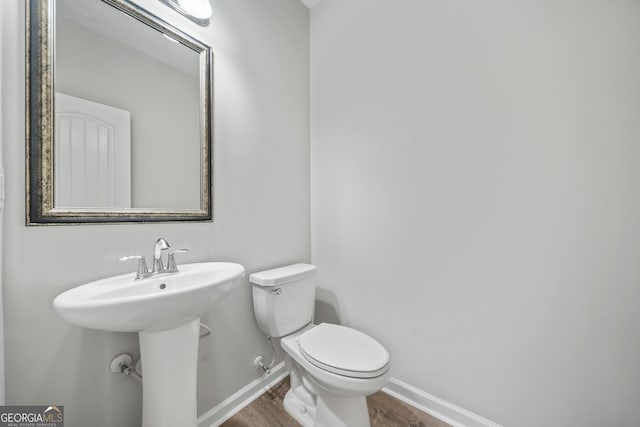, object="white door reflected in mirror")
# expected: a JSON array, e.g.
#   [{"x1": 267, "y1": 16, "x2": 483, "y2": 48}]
[{"x1": 55, "y1": 93, "x2": 132, "y2": 209}]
